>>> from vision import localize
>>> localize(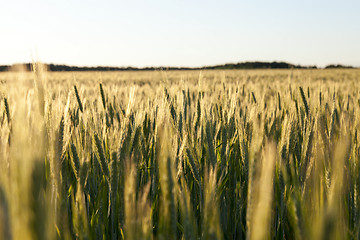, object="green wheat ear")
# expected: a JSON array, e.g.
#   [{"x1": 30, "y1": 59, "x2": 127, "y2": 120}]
[
  {"x1": 93, "y1": 132, "x2": 110, "y2": 178},
  {"x1": 70, "y1": 143, "x2": 81, "y2": 180},
  {"x1": 79, "y1": 160, "x2": 88, "y2": 190},
  {"x1": 3, "y1": 97, "x2": 10, "y2": 124},
  {"x1": 299, "y1": 87, "x2": 309, "y2": 117},
  {"x1": 206, "y1": 121, "x2": 217, "y2": 168},
  {"x1": 278, "y1": 92, "x2": 282, "y2": 110},
  {"x1": 99, "y1": 83, "x2": 106, "y2": 109},
  {"x1": 251, "y1": 92, "x2": 257, "y2": 104},
  {"x1": 186, "y1": 148, "x2": 201, "y2": 187},
  {"x1": 74, "y1": 85, "x2": 83, "y2": 112}
]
